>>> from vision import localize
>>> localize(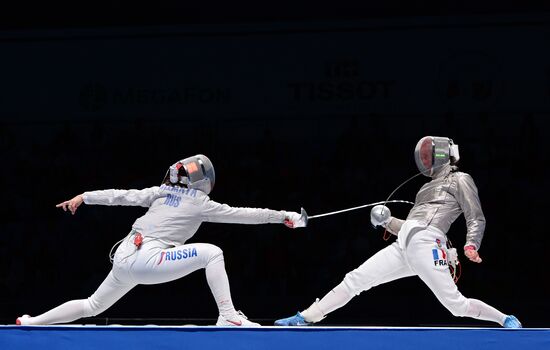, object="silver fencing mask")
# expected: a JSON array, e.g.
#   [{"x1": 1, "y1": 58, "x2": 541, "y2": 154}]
[
  {"x1": 162, "y1": 154, "x2": 216, "y2": 194},
  {"x1": 414, "y1": 136, "x2": 460, "y2": 177}
]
